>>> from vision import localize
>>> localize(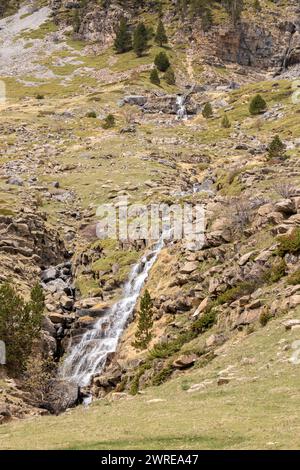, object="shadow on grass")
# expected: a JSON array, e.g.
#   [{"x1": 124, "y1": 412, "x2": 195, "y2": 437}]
[{"x1": 65, "y1": 433, "x2": 245, "y2": 450}]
